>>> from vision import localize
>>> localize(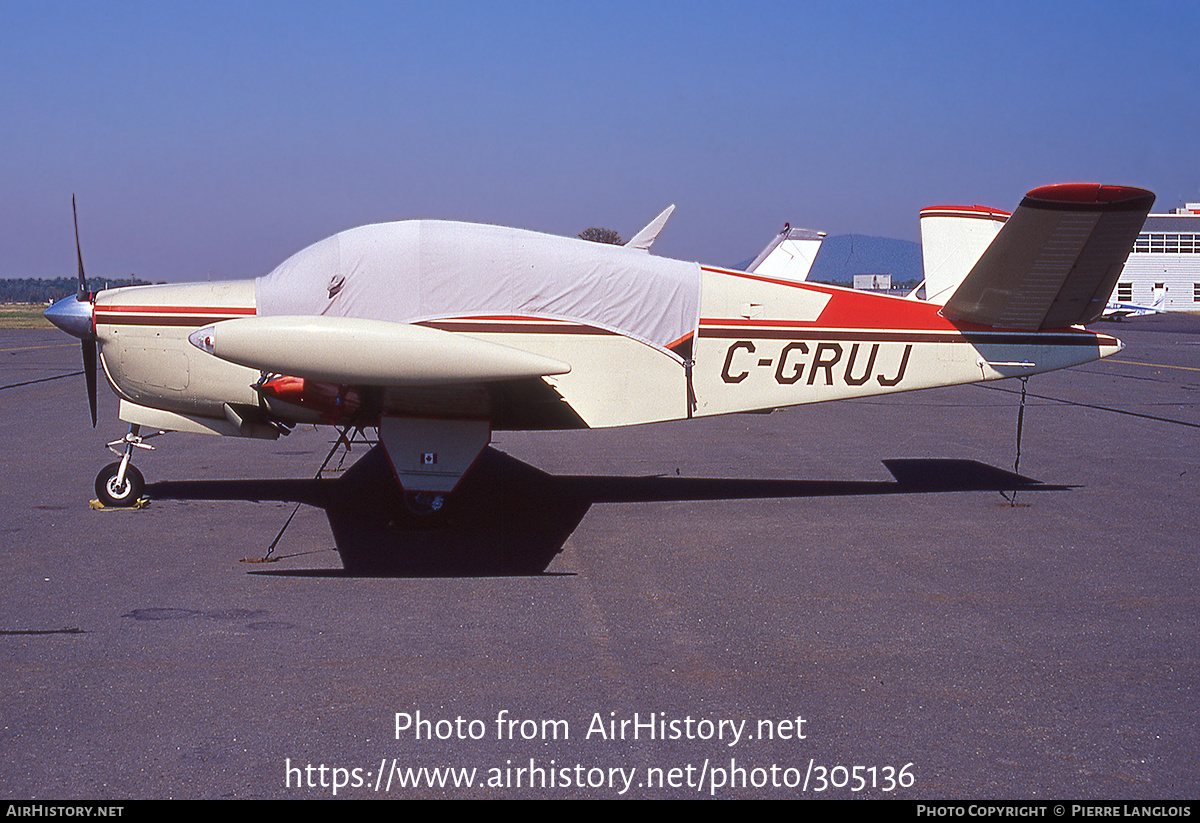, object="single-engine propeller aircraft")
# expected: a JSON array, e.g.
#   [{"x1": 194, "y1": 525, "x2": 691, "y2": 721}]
[
  {"x1": 1101, "y1": 292, "x2": 1166, "y2": 321},
  {"x1": 46, "y1": 184, "x2": 1153, "y2": 512}
]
